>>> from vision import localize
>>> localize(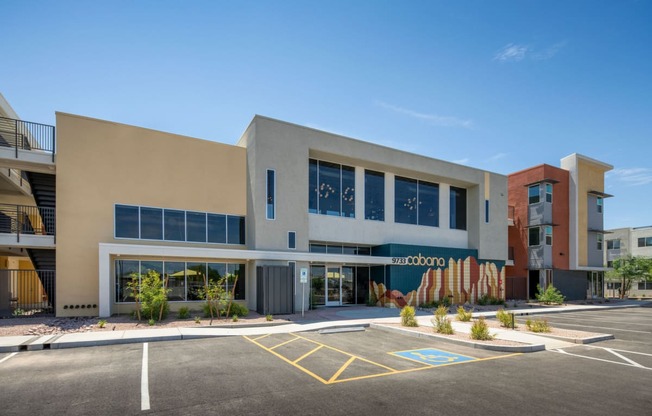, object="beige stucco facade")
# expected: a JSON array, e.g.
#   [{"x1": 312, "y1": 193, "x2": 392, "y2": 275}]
[{"x1": 55, "y1": 113, "x2": 247, "y2": 316}]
